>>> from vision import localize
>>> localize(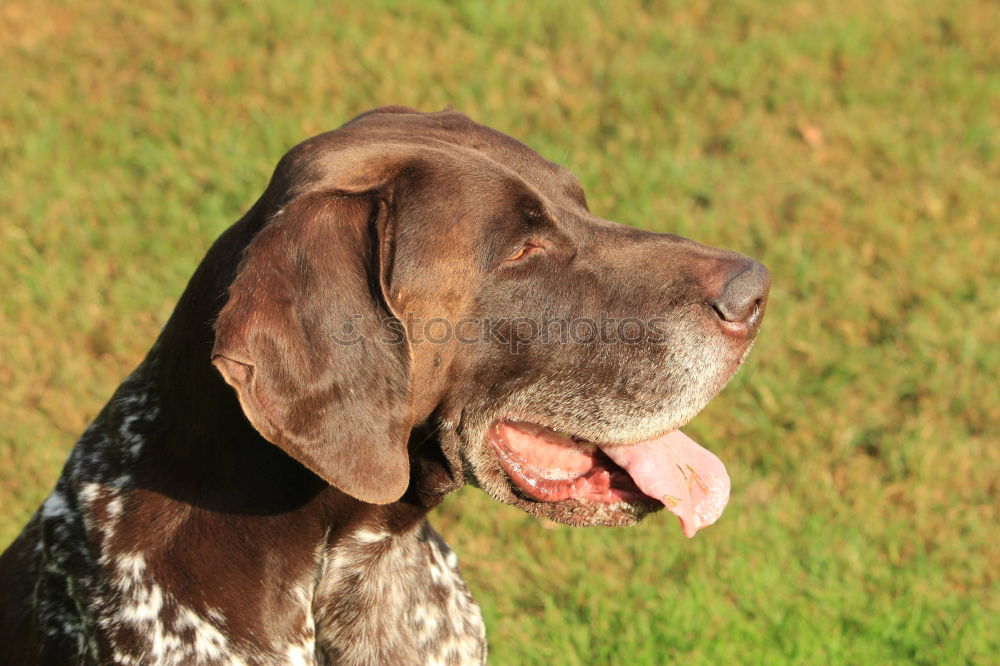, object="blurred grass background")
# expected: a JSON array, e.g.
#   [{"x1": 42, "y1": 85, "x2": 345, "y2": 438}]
[{"x1": 1, "y1": 0, "x2": 997, "y2": 663}]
